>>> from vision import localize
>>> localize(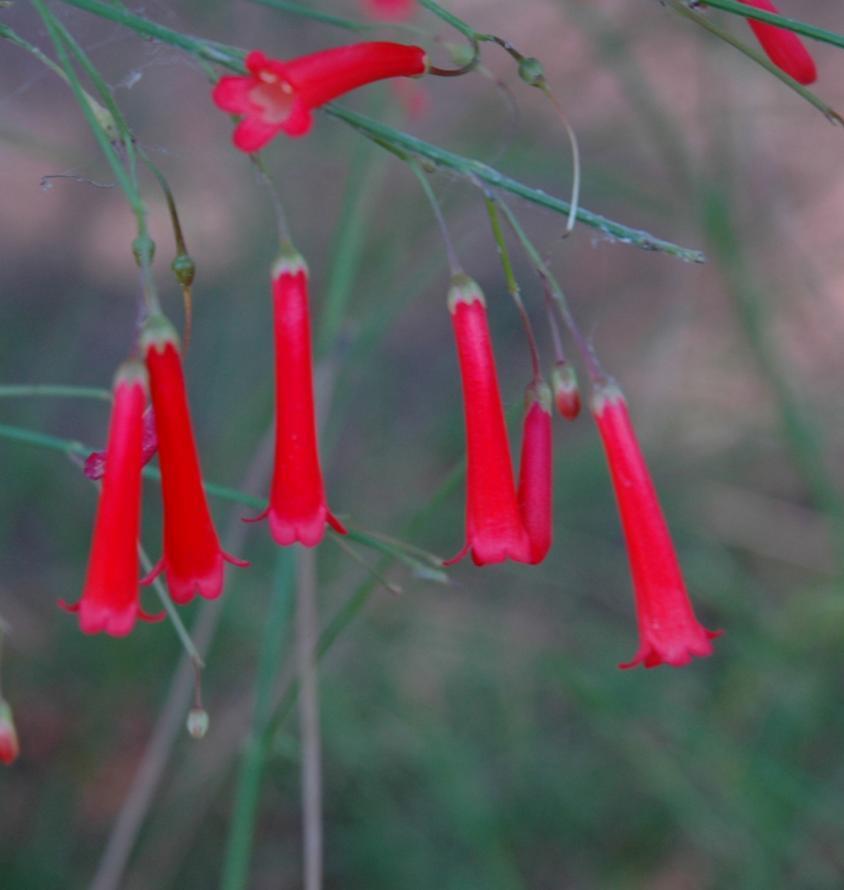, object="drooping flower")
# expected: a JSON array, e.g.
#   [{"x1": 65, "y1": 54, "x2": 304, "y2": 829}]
[
  {"x1": 738, "y1": 0, "x2": 817, "y2": 84},
  {"x1": 362, "y1": 0, "x2": 416, "y2": 22},
  {"x1": 592, "y1": 382, "x2": 719, "y2": 668},
  {"x1": 0, "y1": 700, "x2": 18, "y2": 766},
  {"x1": 212, "y1": 42, "x2": 428, "y2": 152},
  {"x1": 445, "y1": 274, "x2": 531, "y2": 567},
  {"x1": 249, "y1": 246, "x2": 346, "y2": 547},
  {"x1": 61, "y1": 361, "x2": 158, "y2": 636},
  {"x1": 141, "y1": 317, "x2": 247, "y2": 604},
  {"x1": 517, "y1": 380, "x2": 553, "y2": 565},
  {"x1": 551, "y1": 361, "x2": 581, "y2": 421}
]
